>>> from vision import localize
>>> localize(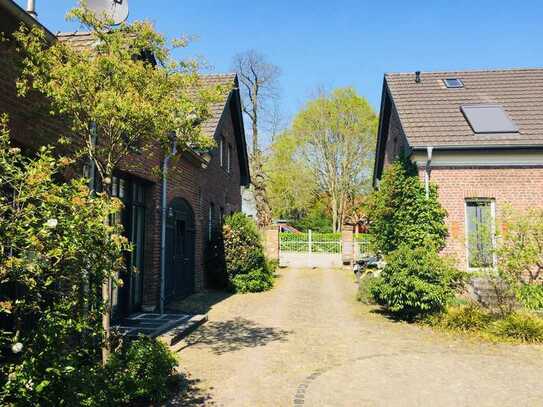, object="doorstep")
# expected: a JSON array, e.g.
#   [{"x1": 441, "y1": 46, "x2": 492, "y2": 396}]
[{"x1": 112, "y1": 312, "x2": 207, "y2": 344}]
